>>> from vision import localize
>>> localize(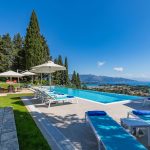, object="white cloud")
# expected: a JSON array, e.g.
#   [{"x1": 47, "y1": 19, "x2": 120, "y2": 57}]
[
  {"x1": 97, "y1": 61, "x2": 105, "y2": 67},
  {"x1": 113, "y1": 67, "x2": 124, "y2": 72}
]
